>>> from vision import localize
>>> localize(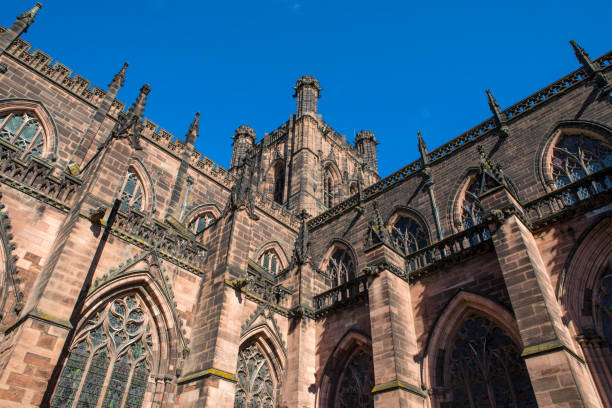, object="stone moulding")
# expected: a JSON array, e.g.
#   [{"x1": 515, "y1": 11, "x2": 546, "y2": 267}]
[
  {"x1": 371, "y1": 379, "x2": 428, "y2": 398},
  {"x1": 521, "y1": 339, "x2": 585, "y2": 364},
  {"x1": 177, "y1": 367, "x2": 237, "y2": 385}
]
